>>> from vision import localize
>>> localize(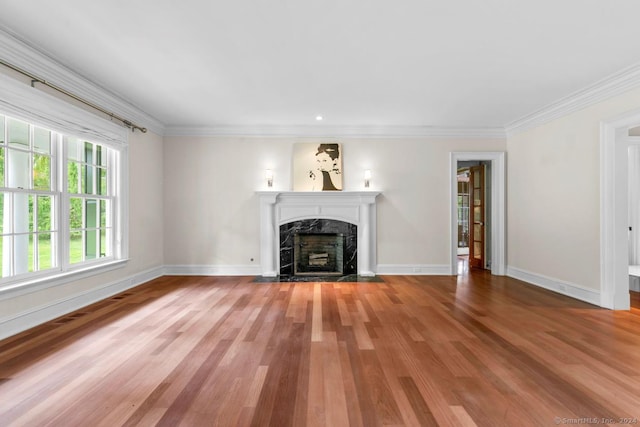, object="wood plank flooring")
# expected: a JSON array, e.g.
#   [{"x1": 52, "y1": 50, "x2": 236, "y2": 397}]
[{"x1": 1, "y1": 272, "x2": 640, "y2": 426}]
